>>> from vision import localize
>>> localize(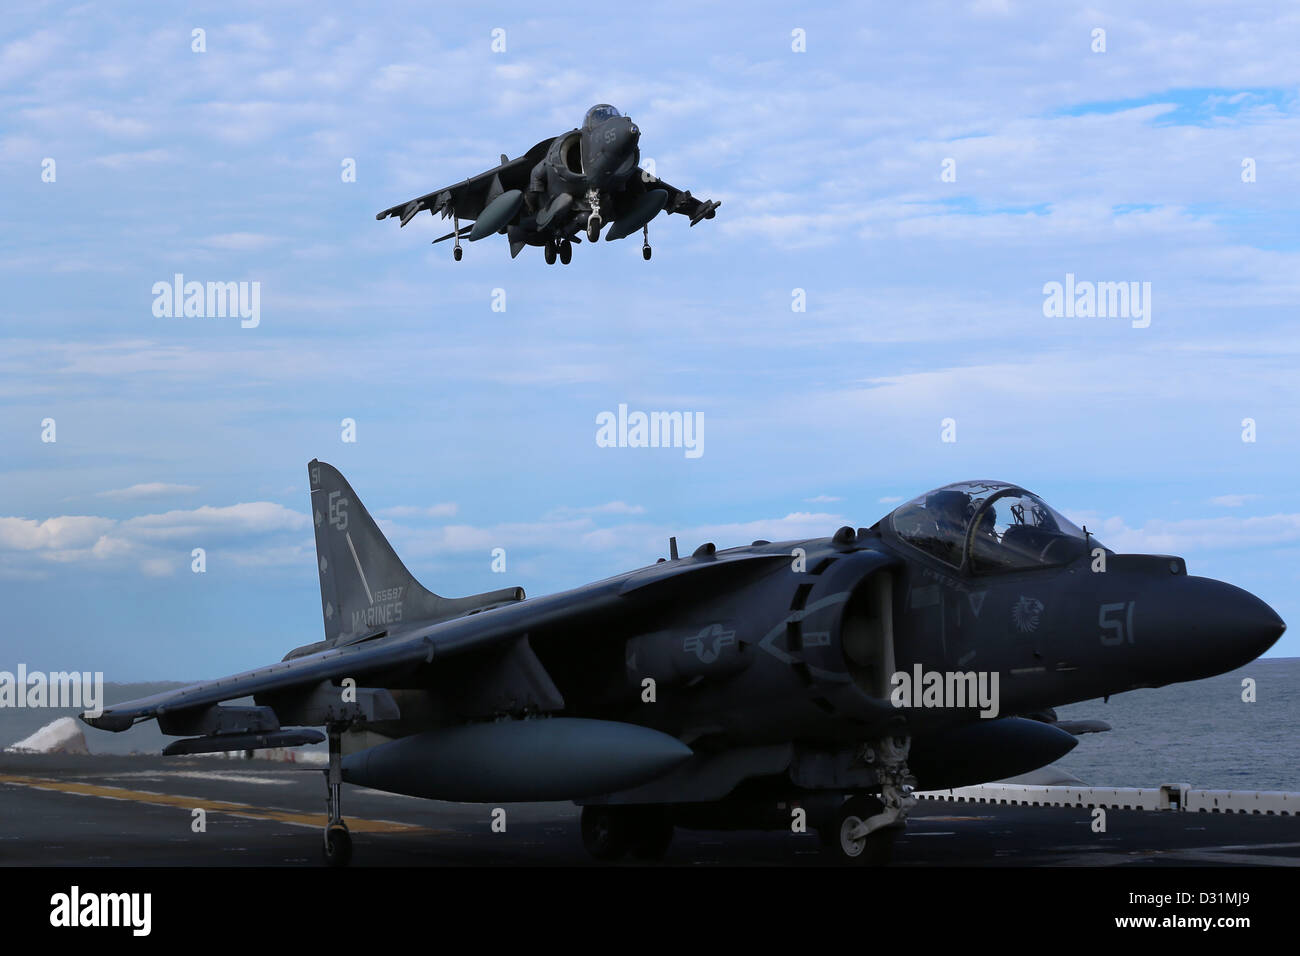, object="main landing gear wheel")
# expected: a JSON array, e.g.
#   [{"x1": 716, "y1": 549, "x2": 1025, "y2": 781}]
[
  {"x1": 580, "y1": 806, "x2": 629, "y2": 861},
  {"x1": 559, "y1": 238, "x2": 572, "y2": 265},
  {"x1": 544, "y1": 242, "x2": 557, "y2": 265},
  {"x1": 829, "y1": 795, "x2": 897, "y2": 865},
  {"x1": 587, "y1": 215, "x2": 601, "y2": 243}
]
